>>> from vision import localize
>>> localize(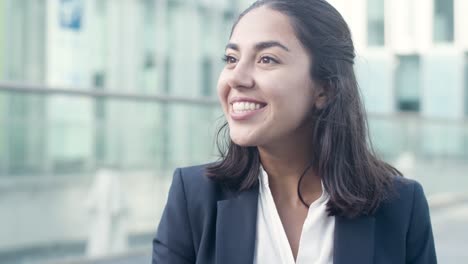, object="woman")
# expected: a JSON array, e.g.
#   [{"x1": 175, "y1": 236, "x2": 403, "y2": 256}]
[{"x1": 153, "y1": 0, "x2": 437, "y2": 263}]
